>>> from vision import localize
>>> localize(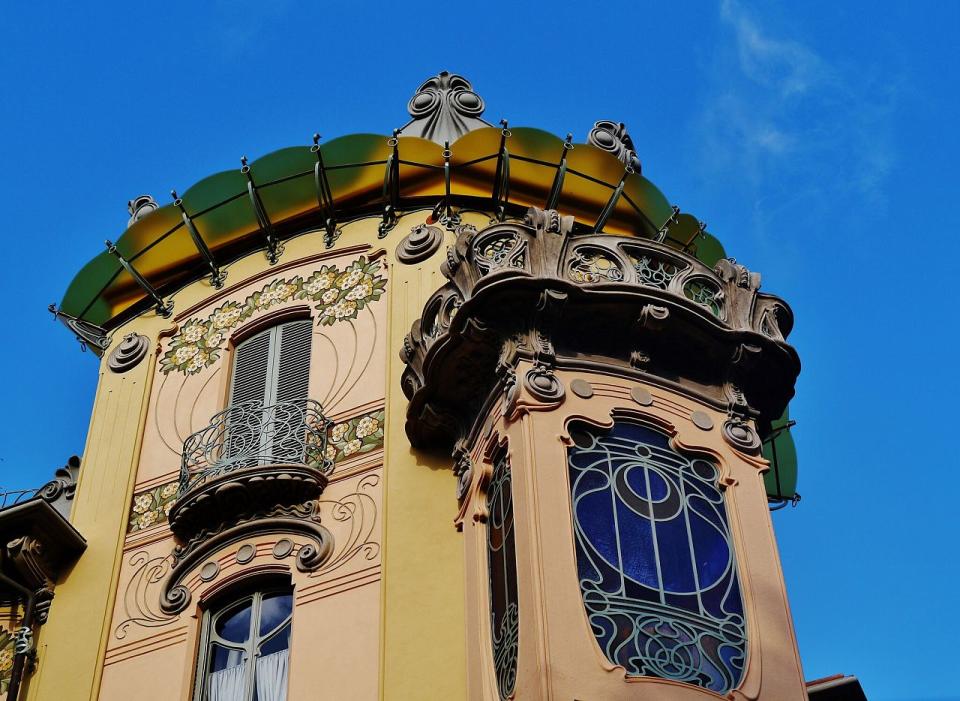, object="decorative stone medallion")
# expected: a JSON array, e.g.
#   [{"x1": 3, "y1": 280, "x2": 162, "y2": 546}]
[
  {"x1": 108, "y1": 333, "x2": 149, "y2": 373},
  {"x1": 570, "y1": 379, "x2": 594, "y2": 399},
  {"x1": 396, "y1": 224, "x2": 444, "y2": 264},
  {"x1": 691, "y1": 411, "x2": 715, "y2": 431}
]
